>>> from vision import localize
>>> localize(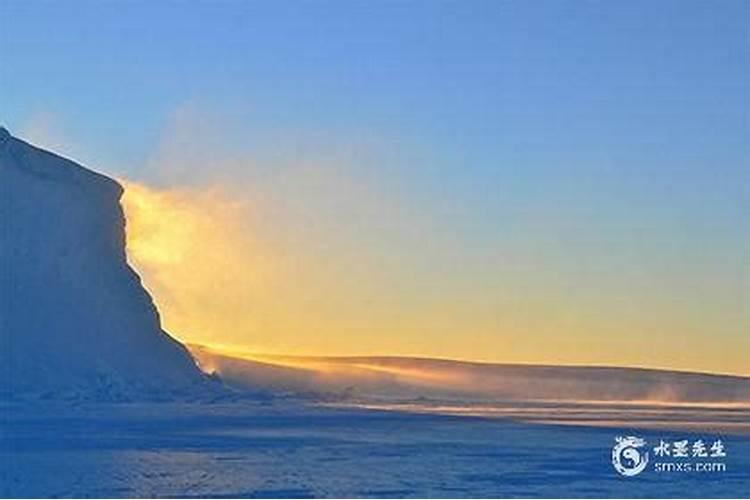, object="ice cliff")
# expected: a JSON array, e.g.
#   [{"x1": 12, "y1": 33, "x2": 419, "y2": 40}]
[{"x1": 0, "y1": 128, "x2": 206, "y2": 399}]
